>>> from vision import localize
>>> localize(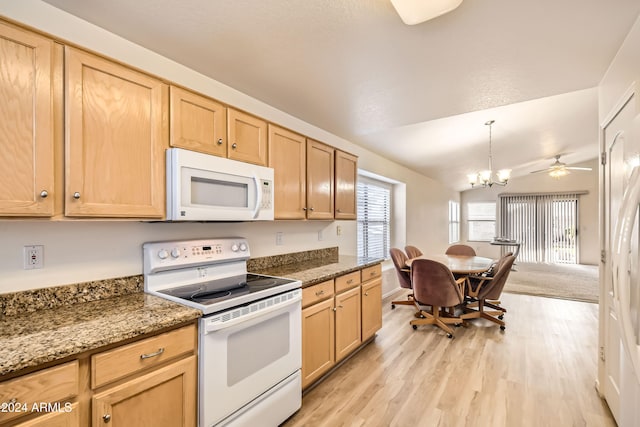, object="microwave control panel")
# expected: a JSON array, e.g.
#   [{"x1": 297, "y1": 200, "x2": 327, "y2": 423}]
[{"x1": 261, "y1": 180, "x2": 272, "y2": 209}]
